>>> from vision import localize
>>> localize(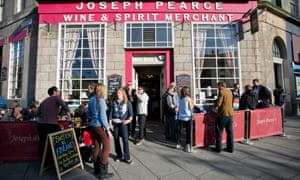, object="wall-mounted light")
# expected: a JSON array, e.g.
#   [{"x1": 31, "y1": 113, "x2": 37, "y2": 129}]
[
  {"x1": 39, "y1": 21, "x2": 50, "y2": 32},
  {"x1": 106, "y1": 19, "x2": 117, "y2": 31},
  {"x1": 157, "y1": 55, "x2": 165, "y2": 61}
]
